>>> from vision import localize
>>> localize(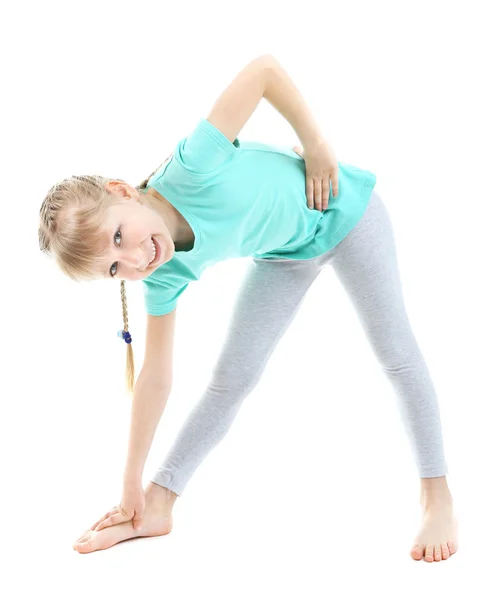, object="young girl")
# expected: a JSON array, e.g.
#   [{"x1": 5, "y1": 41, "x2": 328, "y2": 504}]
[{"x1": 38, "y1": 54, "x2": 458, "y2": 560}]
